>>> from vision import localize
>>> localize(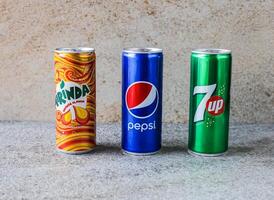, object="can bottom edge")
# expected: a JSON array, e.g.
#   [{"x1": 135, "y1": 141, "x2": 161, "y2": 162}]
[
  {"x1": 57, "y1": 147, "x2": 96, "y2": 155},
  {"x1": 122, "y1": 149, "x2": 160, "y2": 156},
  {"x1": 188, "y1": 149, "x2": 227, "y2": 157}
]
